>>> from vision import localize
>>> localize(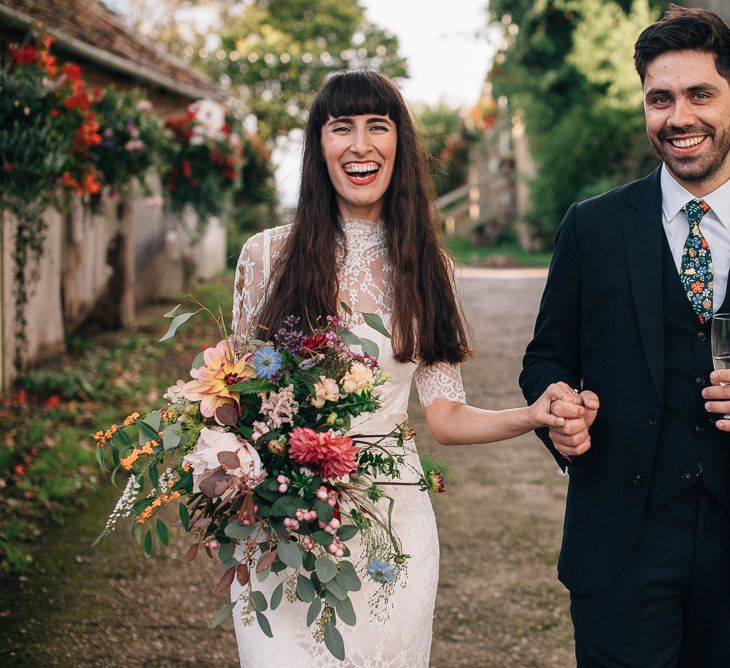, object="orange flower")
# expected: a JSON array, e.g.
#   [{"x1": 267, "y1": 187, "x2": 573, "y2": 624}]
[{"x1": 691, "y1": 281, "x2": 704, "y2": 293}]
